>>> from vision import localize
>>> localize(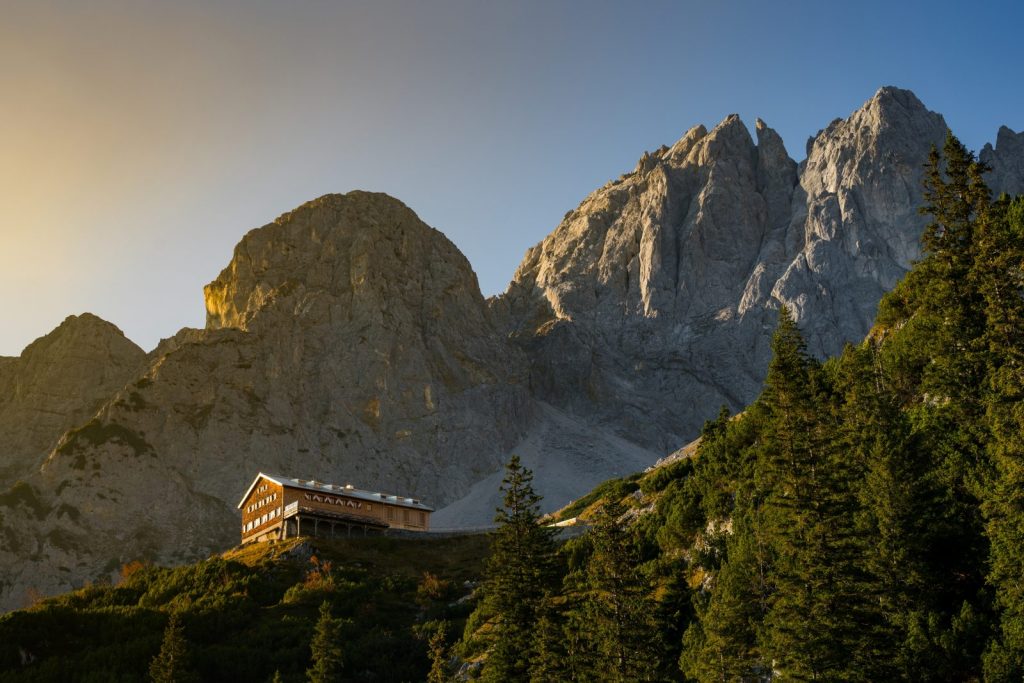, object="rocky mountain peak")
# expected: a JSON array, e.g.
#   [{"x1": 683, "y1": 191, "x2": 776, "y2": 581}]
[
  {"x1": 755, "y1": 119, "x2": 799, "y2": 232},
  {"x1": 981, "y1": 125, "x2": 1024, "y2": 196},
  {"x1": 0, "y1": 313, "x2": 144, "y2": 486},
  {"x1": 754, "y1": 117, "x2": 774, "y2": 137},
  {"x1": 203, "y1": 191, "x2": 488, "y2": 335},
  {"x1": 846, "y1": 86, "x2": 933, "y2": 140},
  {"x1": 0, "y1": 191, "x2": 540, "y2": 609},
  {"x1": 500, "y1": 86, "x2": 980, "y2": 454},
  {"x1": 996, "y1": 124, "x2": 1024, "y2": 148},
  {"x1": 869, "y1": 85, "x2": 928, "y2": 112},
  {"x1": 696, "y1": 114, "x2": 755, "y2": 166},
  {"x1": 809, "y1": 87, "x2": 944, "y2": 169},
  {"x1": 13, "y1": 313, "x2": 143, "y2": 381}
]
